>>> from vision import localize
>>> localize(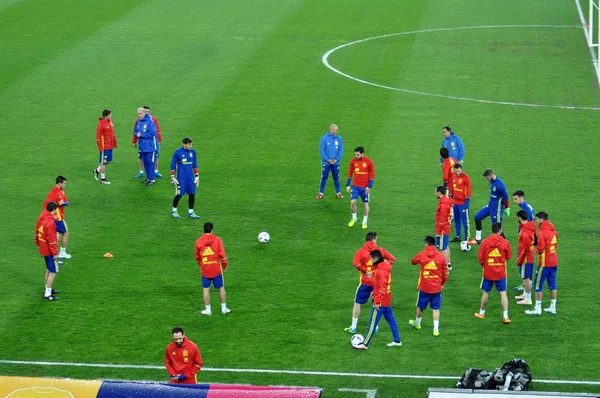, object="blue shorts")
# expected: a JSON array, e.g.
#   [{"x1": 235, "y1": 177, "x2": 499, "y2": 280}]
[
  {"x1": 55, "y1": 220, "x2": 68, "y2": 234},
  {"x1": 99, "y1": 149, "x2": 113, "y2": 164},
  {"x1": 416, "y1": 290, "x2": 442, "y2": 310},
  {"x1": 474, "y1": 205, "x2": 503, "y2": 224},
  {"x1": 518, "y1": 263, "x2": 534, "y2": 280},
  {"x1": 44, "y1": 256, "x2": 59, "y2": 273},
  {"x1": 436, "y1": 234, "x2": 449, "y2": 250},
  {"x1": 202, "y1": 274, "x2": 224, "y2": 289},
  {"x1": 534, "y1": 266, "x2": 557, "y2": 292},
  {"x1": 481, "y1": 277, "x2": 507, "y2": 293},
  {"x1": 350, "y1": 186, "x2": 369, "y2": 202},
  {"x1": 354, "y1": 284, "x2": 373, "y2": 305},
  {"x1": 176, "y1": 180, "x2": 196, "y2": 196}
]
